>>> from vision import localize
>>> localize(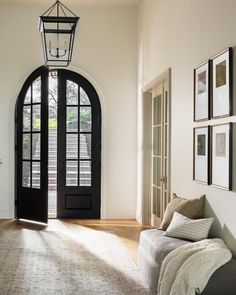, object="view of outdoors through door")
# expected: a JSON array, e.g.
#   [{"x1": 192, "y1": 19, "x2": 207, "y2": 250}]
[
  {"x1": 48, "y1": 71, "x2": 94, "y2": 218},
  {"x1": 48, "y1": 71, "x2": 58, "y2": 218}
]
